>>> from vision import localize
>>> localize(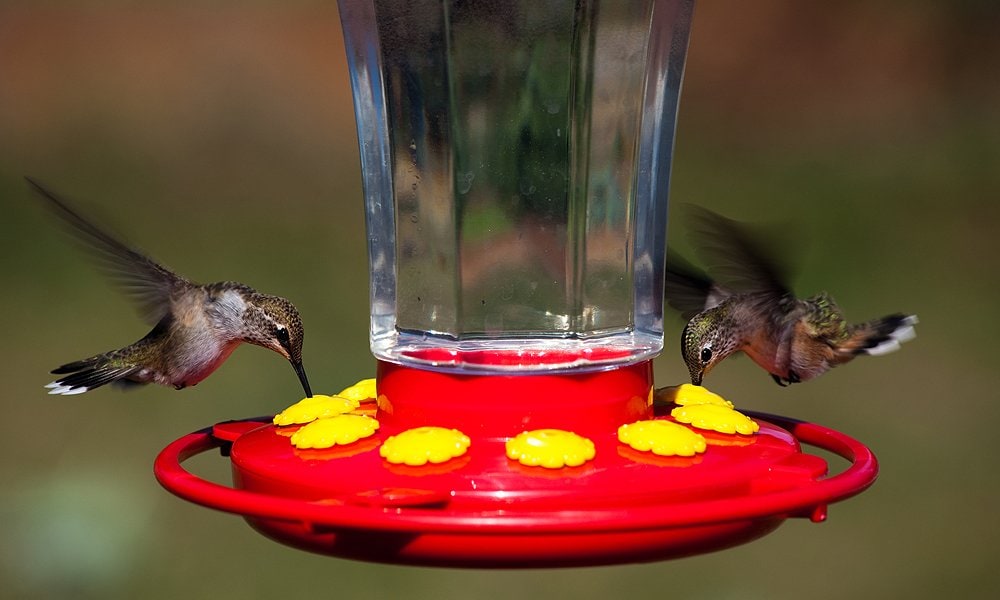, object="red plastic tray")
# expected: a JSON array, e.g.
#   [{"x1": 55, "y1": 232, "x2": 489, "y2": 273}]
[
  {"x1": 155, "y1": 359, "x2": 877, "y2": 566},
  {"x1": 156, "y1": 416, "x2": 876, "y2": 566}
]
